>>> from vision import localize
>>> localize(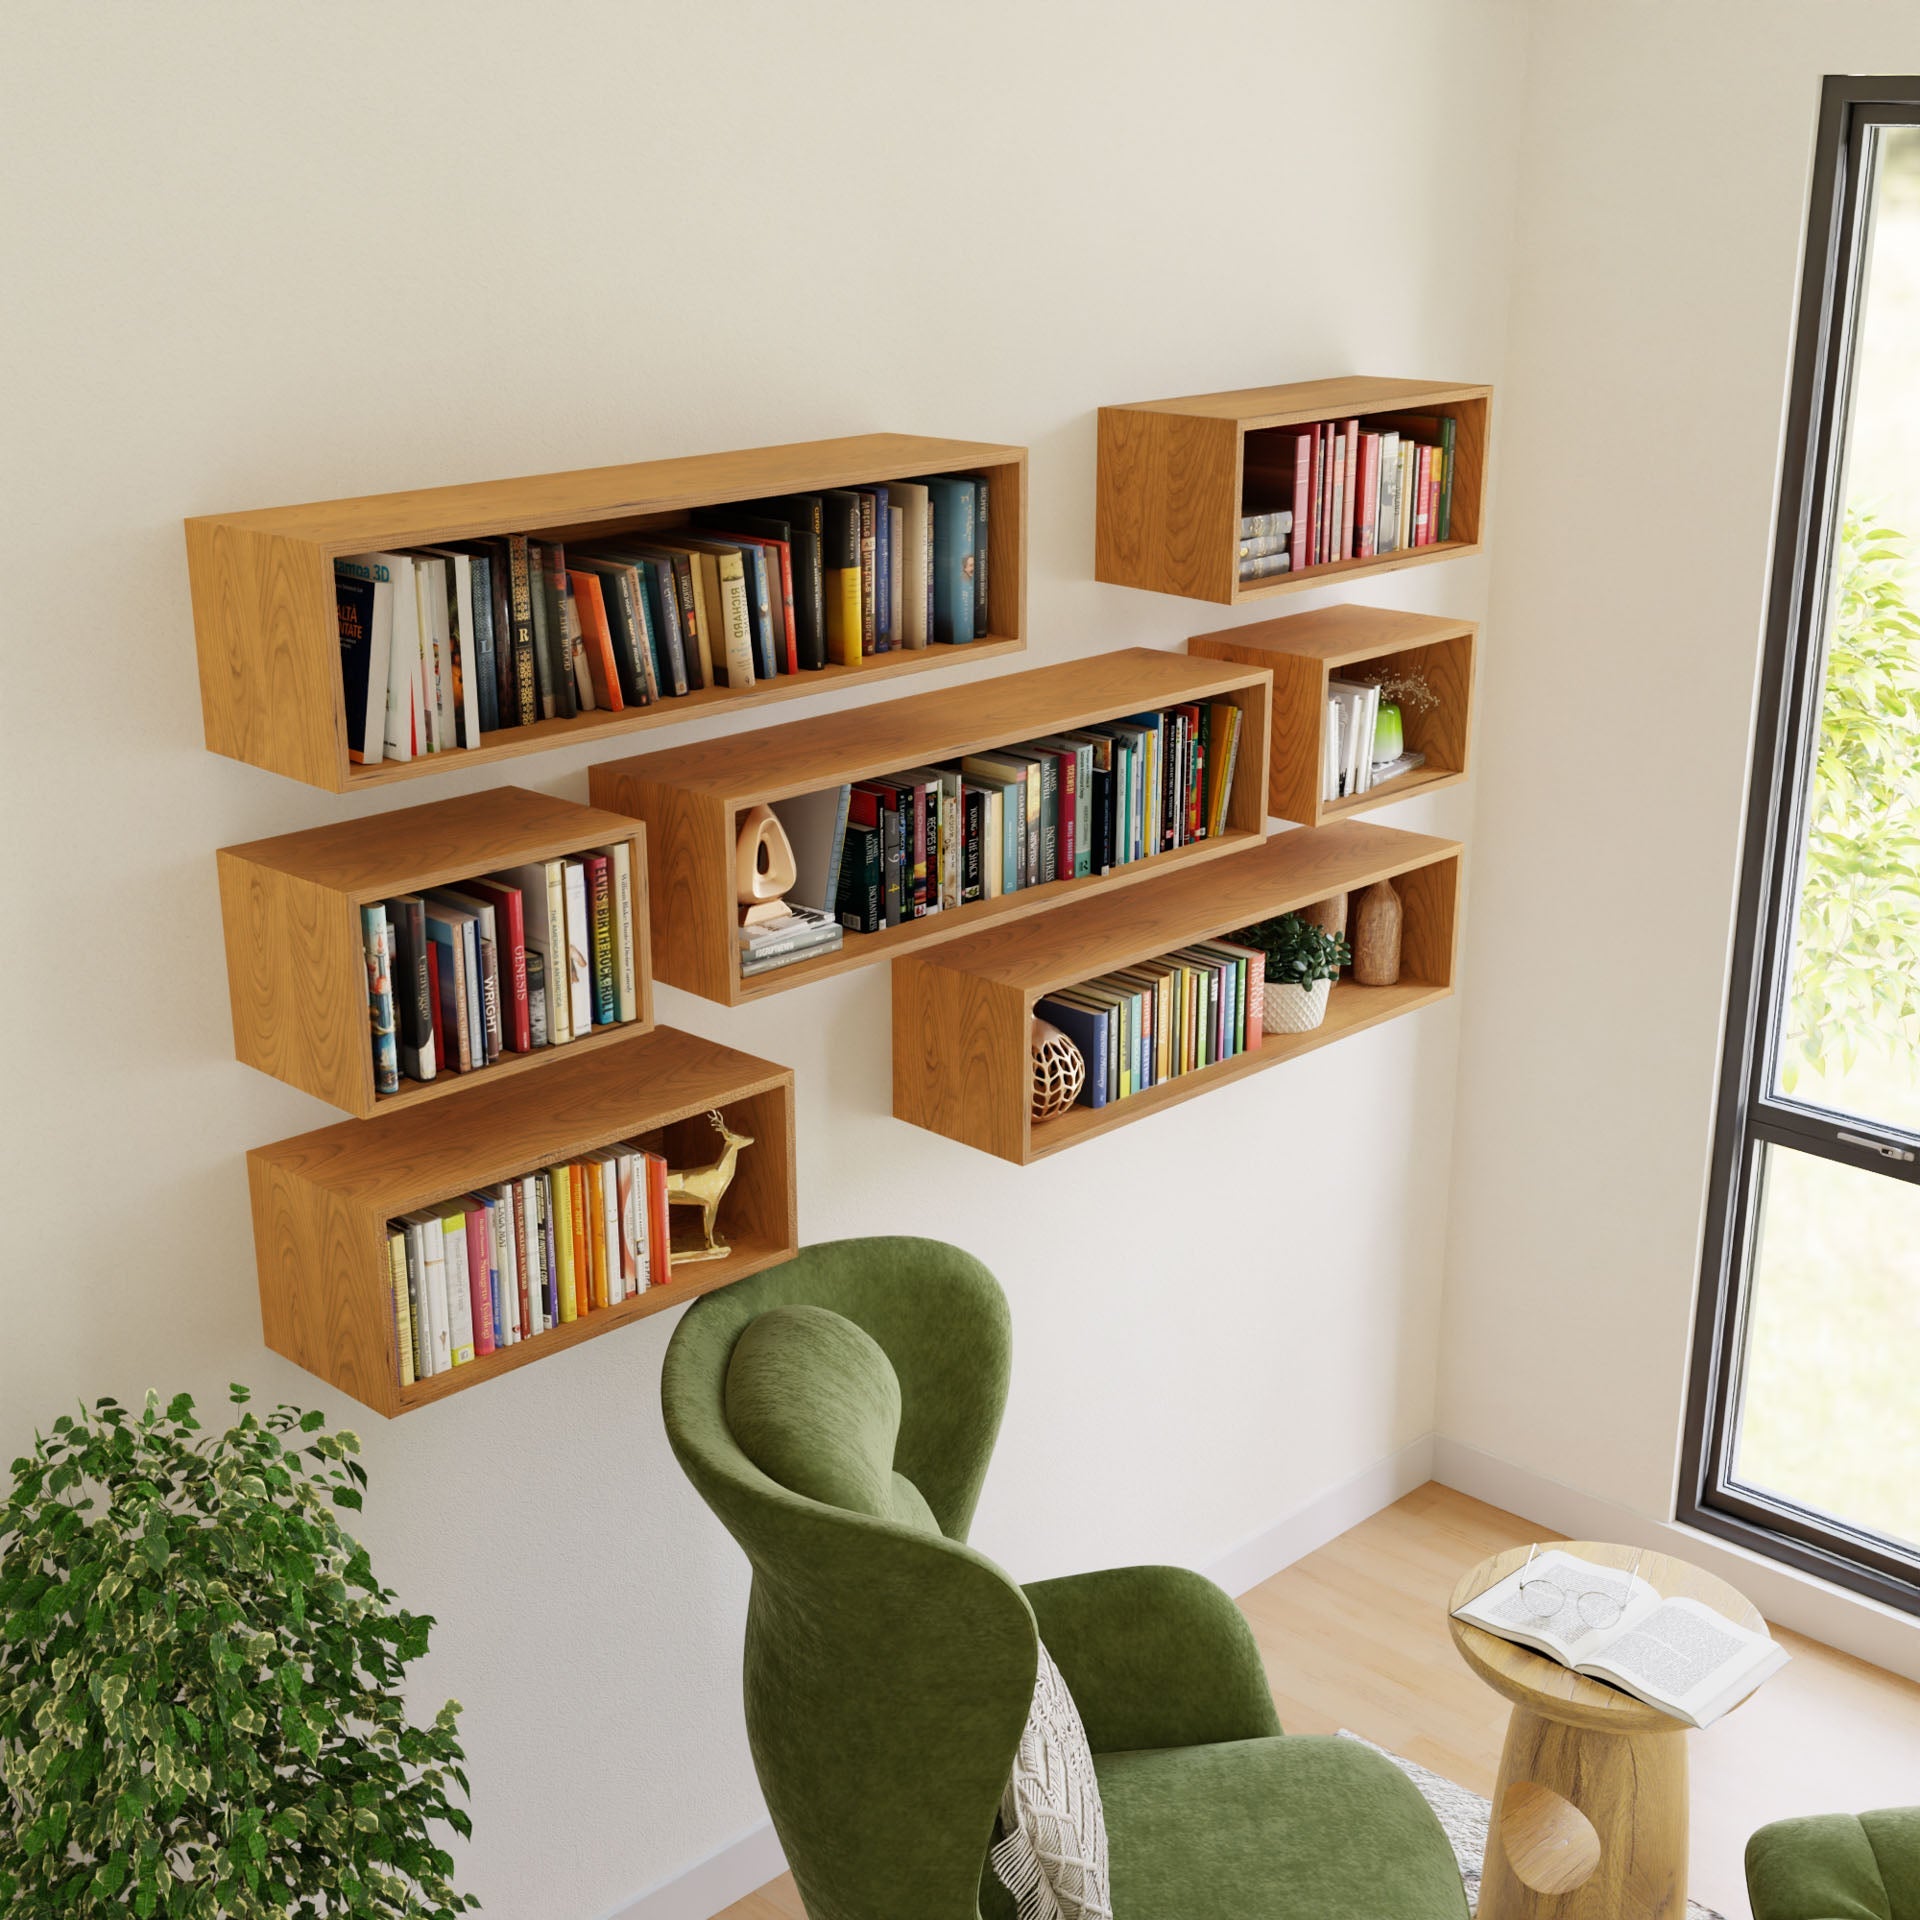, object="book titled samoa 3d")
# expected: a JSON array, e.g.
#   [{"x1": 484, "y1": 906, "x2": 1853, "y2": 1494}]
[{"x1": 1451, "y1": 1546, "x2": 1789, "y2": 1729}]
